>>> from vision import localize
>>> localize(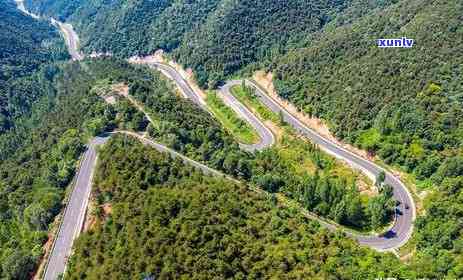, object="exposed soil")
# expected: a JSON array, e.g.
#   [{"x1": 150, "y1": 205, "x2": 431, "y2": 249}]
[
  {"x1": 253, "y1": 71, "x2": 376, "y2": 162},
  {"x1": 31, "y1": 215, "x2": 61, "y2": 279},
  {"x1": 130, "y1": 50, "x2": 207, "y2": 100}
]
